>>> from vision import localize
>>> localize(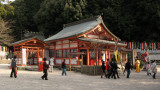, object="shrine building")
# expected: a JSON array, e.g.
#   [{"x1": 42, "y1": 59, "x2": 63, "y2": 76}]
[{"x1": 44, "y1": 16, "x2": 127, "y2": 66}]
